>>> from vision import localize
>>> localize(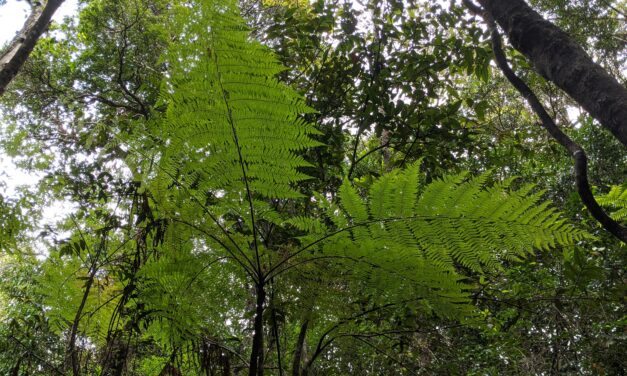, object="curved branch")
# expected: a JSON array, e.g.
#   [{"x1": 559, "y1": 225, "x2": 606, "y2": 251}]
[
  {"x1": 470, "y1": 5, "x2": 627, "y2": 242},
  {"x1": 352, "y1": 337, "x2": 419, "y2": 376},
  {"x1": 477, "y1": 0, "x2": 627, "y2": 146},
  {"x1": 116, "y1": 27, "x2": 149, "y2": 118},
  {"x1": 302, "y1": 298, "x2": 427, "y2": 373}
]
